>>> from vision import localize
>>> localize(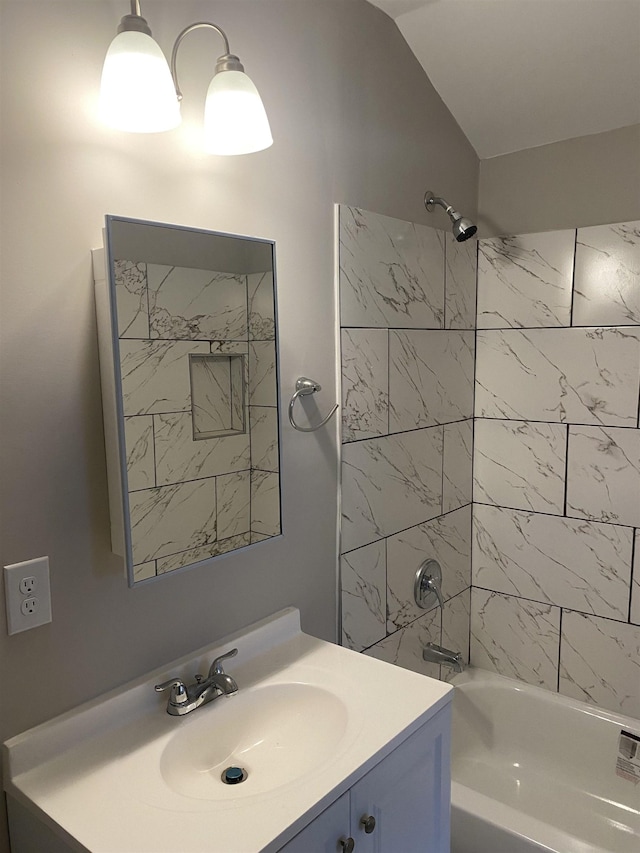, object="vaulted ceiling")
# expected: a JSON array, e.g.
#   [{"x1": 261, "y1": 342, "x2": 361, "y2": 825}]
[{"x1": 366, "y1": 0, "x2": 640, "y2": 158}]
